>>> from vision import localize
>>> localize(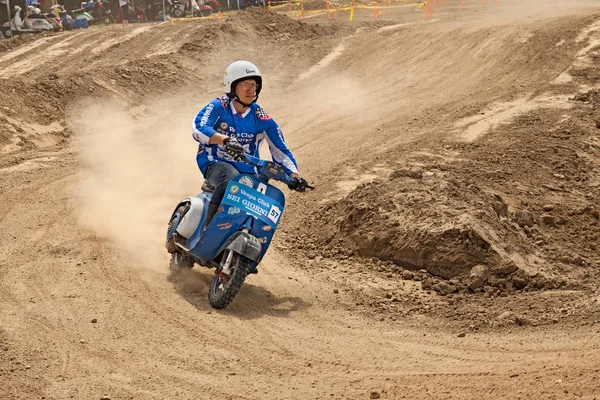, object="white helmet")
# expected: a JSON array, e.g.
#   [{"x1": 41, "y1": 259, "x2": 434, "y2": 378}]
[{"x1": 223, "y1": 60, "x2": 262, "y2": 101}]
